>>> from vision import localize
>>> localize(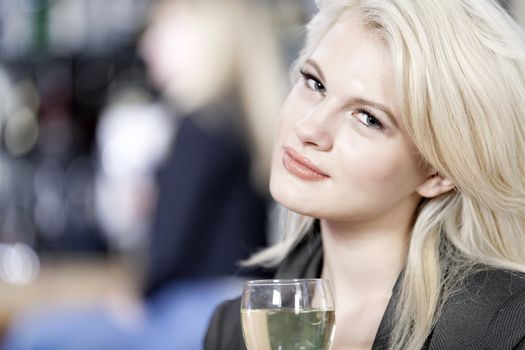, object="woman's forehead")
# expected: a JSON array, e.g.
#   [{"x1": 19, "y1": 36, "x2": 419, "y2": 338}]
[
  {"x1": 308, "y1": 10, "x2": 399, "y2": 119},
  {"x1": 311, "y1": 10, "x2": 392, "y2": 73}
]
